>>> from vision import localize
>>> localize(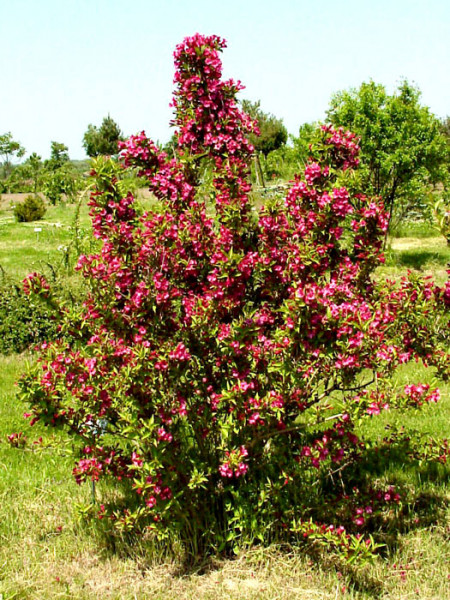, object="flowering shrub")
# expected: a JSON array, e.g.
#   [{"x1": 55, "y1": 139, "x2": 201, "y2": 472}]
[{"x1": 18, "y1": 34, "x2": 449, "y2": 559}]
